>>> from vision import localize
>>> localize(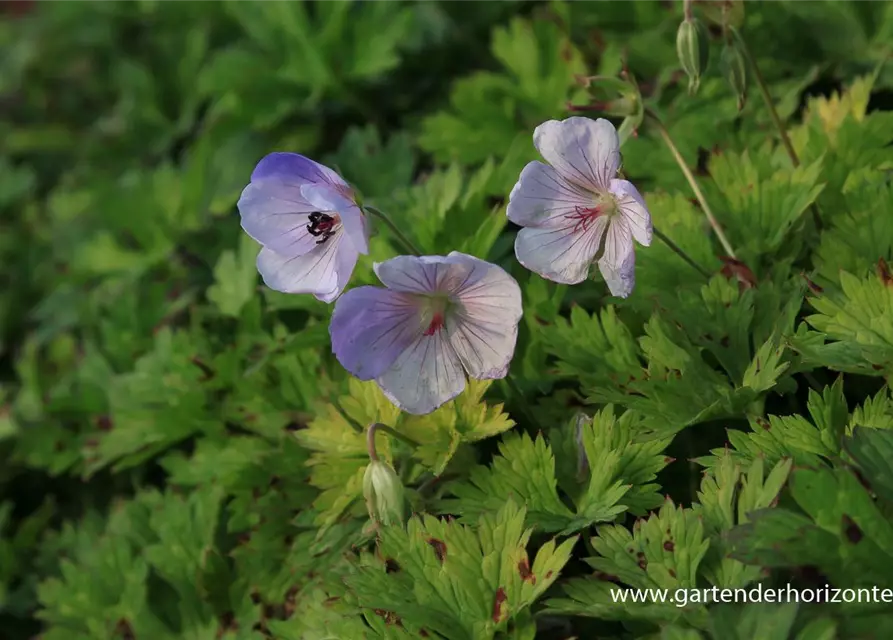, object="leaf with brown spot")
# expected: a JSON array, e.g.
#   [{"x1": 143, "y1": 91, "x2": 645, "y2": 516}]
[
  {"x1": 878, "y1": 258, "x2": 893, "y2": 286},
  {"x1": 518, "y1": 558, "x2": 535, "y2": 584},
  {"x1": 492, "y1": 587, "x2": 508, "y2": 623},
  {"x1": 720, "y1": 257, "x2": 757, "y2": 290},
  {"x1": 427, "y1": 538, "x2": 447, "y2": 564},
  {"x1": 842, "y1": 514, "x2": 863, "y2": 544}
]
